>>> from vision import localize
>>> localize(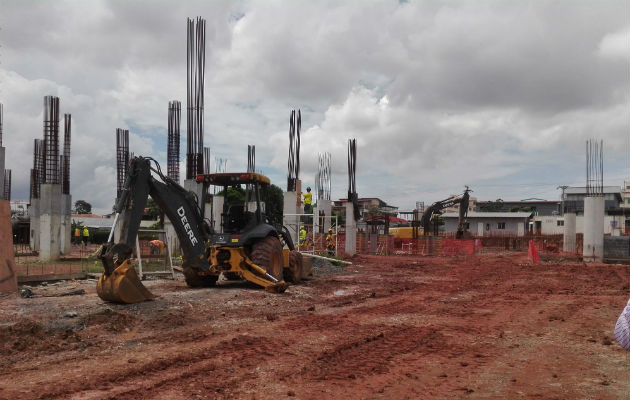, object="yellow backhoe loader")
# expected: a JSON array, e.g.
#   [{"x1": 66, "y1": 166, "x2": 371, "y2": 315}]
[{"x1": 97, "y1": 156, "x2": 302, "y2": 303}]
